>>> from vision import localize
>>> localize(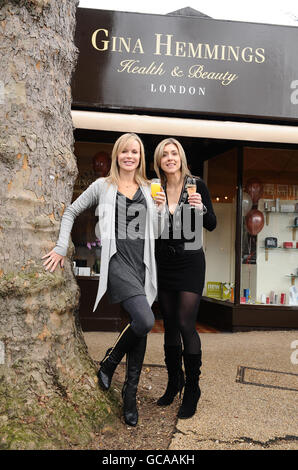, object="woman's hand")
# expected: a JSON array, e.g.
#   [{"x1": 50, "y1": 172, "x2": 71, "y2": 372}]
[
  {"x1": 42, "y1": 249, "x2": 65, "y2": 272},
  {"x1": 188, "y1": 192, "x2": 204, "y2": 210},
  {"x1": 154, "y1": 190, "x2": 166, "y2": 209}
]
